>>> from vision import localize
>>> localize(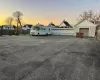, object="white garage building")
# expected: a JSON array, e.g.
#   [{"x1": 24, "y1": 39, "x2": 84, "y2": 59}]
[{"x1": 74, "y1": 20, "x2": 96, "y2": 37}]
